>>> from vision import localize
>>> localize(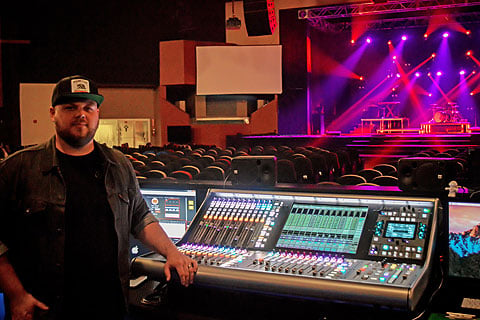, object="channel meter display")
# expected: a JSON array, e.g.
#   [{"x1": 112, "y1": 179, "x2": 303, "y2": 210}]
[{"x1": 277, "y1": 204, "x2": 368, "y2": 254}]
